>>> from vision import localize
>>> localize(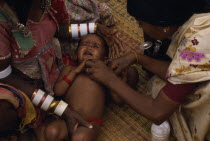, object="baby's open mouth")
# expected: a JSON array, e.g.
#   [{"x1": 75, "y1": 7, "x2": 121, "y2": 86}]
[{"x1": 84, "y1": 51, "x2": 92, "y2": 56}]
